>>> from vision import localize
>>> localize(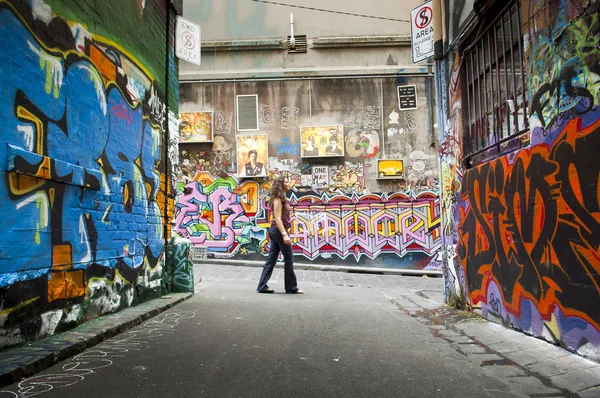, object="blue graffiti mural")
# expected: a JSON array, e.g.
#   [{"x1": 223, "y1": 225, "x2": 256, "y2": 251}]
[{"x1": 0, "y1": 1, "x2": 166, "y2": 326}]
